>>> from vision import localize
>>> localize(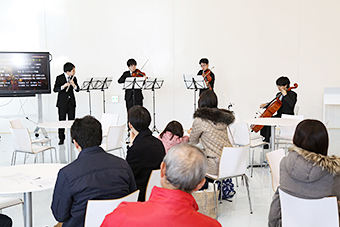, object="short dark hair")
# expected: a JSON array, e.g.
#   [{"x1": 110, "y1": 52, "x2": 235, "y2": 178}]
[
  {"x1": 199, "y1": 58, "x2": 209, "y2": 65},
  {"x1": 293, "y1": 119, "x2": 329, "y2": 156},
  {"x1": 71, "y1": 115, "x2": 102, "y2": 149},
  {"x1": 64, "y1": 62, "x2": 75, "y2": 73},
  {"x1": 198, "y1": 90, "x2": 218, "y2": 108},
  {"x1": 160, "y1": 120, "x2": 184, "y2": 140},
  {"x1": 128, "y1": 106, "x2": 151, "y2": 132},
  {"x1": 276, "y1": 76, "x2": 290, "y2": 88},
  {"x1": 127, "y1": 59, "x2": 137, "y2": 67}
]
